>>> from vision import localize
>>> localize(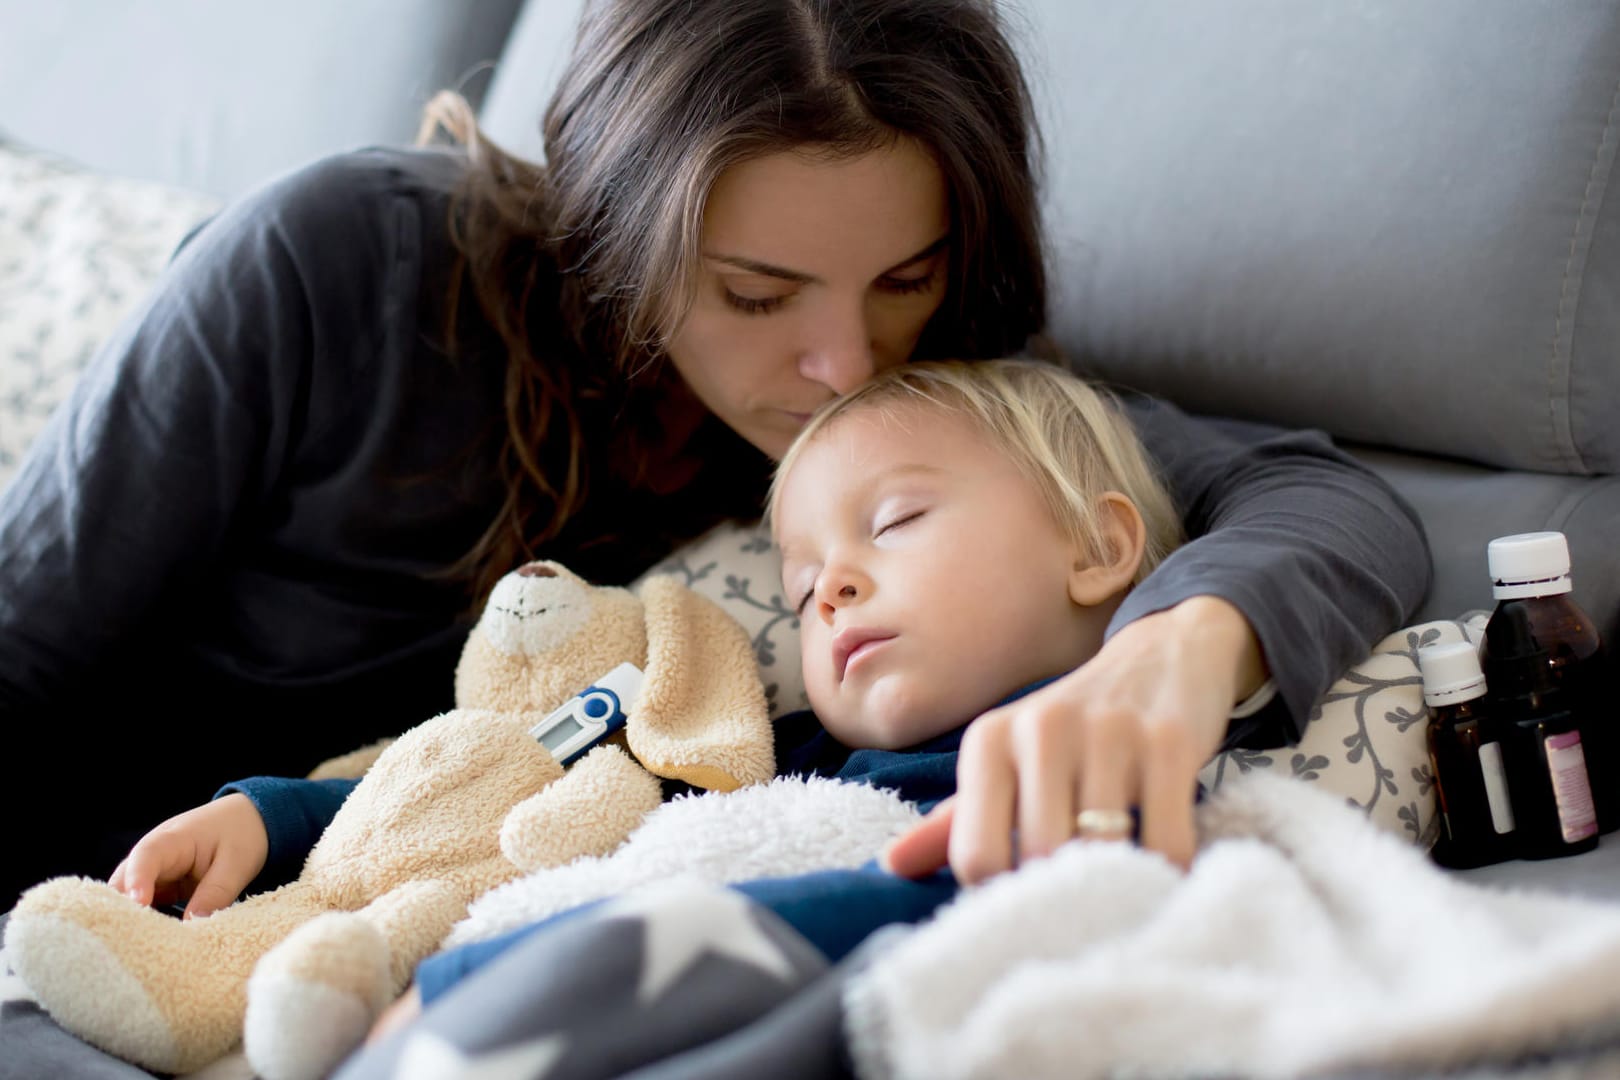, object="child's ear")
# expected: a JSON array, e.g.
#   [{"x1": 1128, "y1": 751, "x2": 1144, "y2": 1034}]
[{"x1": 1068, "y1": 492, "x2": 1148, "y2": 607}]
